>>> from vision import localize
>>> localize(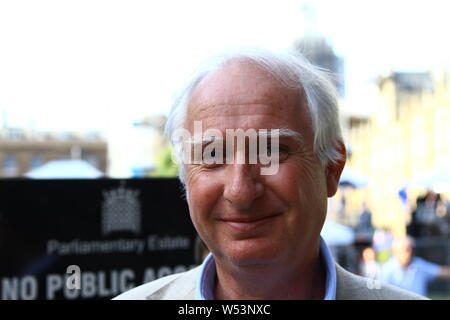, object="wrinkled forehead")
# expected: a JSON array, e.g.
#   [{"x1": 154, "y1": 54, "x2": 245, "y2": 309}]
[{"x1": 186, "y1": 60, "x2": 308, "y2": 123}]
